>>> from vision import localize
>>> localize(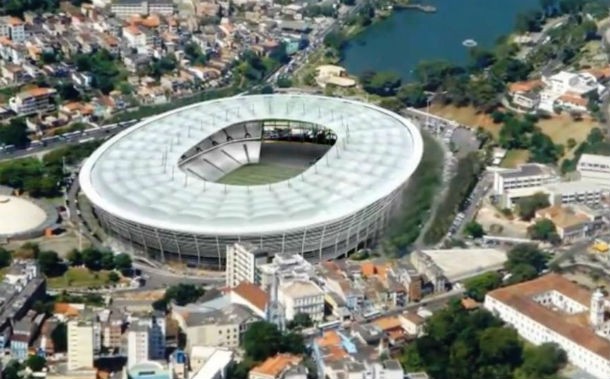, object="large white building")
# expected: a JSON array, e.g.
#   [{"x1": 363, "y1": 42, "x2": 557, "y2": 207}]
[
  {"x1": 258, "y1": 253, "x2": 314, "y2": 290},
  {"x1": 501, "y1": 180, "x2": 604, "y2": 209},
  {"x1": 539, "y1": 71, "x2": 603, "y2": 113},
  {"x1": 0, "y1": 16, "x2": 25, "y2": 42},
  {"x1": 67, "y1": 320, "x2": 95, "y2": 372},
  {"x1": 111, "y1": 0, "x2": 173, "y2": 18},
  {"x1": 225, "y1": 242, "x2": 268, "y2": 288},
  {"x1": 278, "y1": 280, "x2": 324, "y2": 322},
  {"x1": 485, "y1": 274, "x2": 610, "y2": 379},
  {"x1": 127, "y1": 325, "x2": 149, "y2": 368},
  {"x1": 493, "y1": 164, "x2": 558, "y2": 195},
  {"x1": 577, "y1": 154, "x2": 610, "y2": 189}
]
